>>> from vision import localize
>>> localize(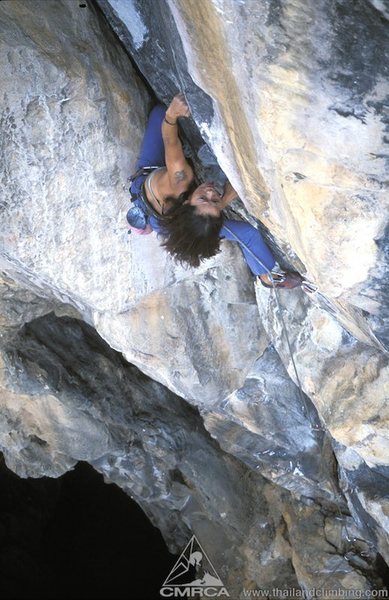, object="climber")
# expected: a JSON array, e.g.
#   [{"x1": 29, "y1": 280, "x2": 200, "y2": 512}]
[{"x1": 126, "y1": 93, "x2": 303, "y2": 289}]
